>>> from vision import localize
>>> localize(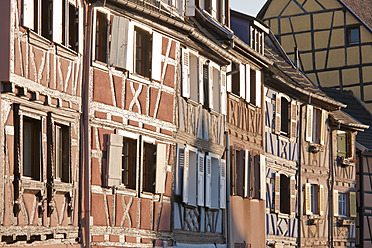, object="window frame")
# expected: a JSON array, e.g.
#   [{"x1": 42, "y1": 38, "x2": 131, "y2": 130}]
[
  {"x1": 92, "y1": 8, "x2": 109, "y2": 64},
  {"x1": 54, "y1": 122, "x2": 71, "y2": 183},
  {"x1": 338, "y1": 193, "x2": 347, "y2": 217},
  {"x1": 346, "y1": 26, "x2": 360, "y2": 45},
  {"x1": 134, "y1": 26, "x2": 153, "y2": 79}
]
